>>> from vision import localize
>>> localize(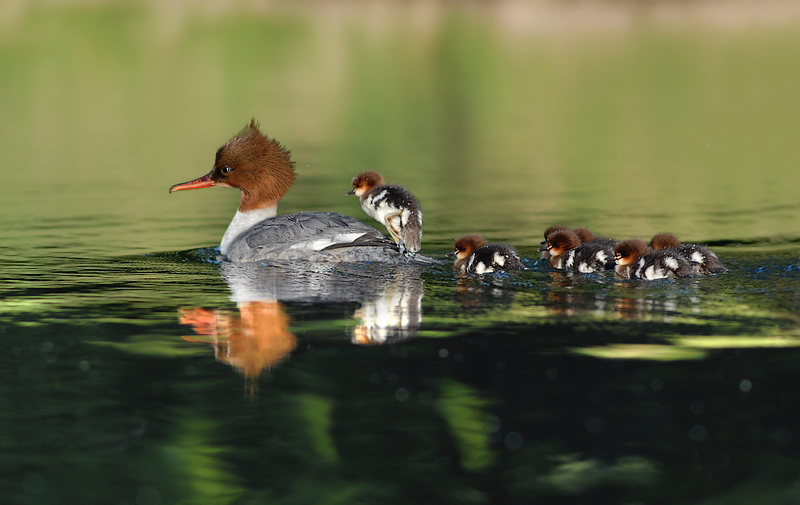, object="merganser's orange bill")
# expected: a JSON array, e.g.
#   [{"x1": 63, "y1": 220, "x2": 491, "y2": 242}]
[{"x1": 169, "y1": 172, "x2": 215, "y2": 192}]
